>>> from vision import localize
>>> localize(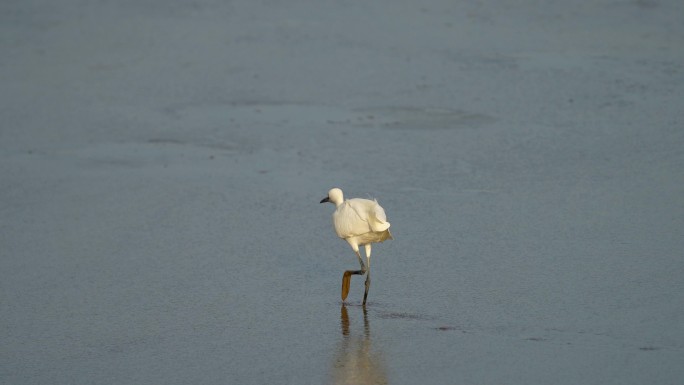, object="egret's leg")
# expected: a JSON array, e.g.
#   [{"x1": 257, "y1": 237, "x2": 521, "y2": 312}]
[
  {"x1": 356, "y1": 248, "x2": 366, "y2": 272},
  {"x1": 342, "y1": 246, "x2": 366, "y2": 301},
  {"x1": 363, "y1": 244, "x2": 372, "y2": 305}
]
